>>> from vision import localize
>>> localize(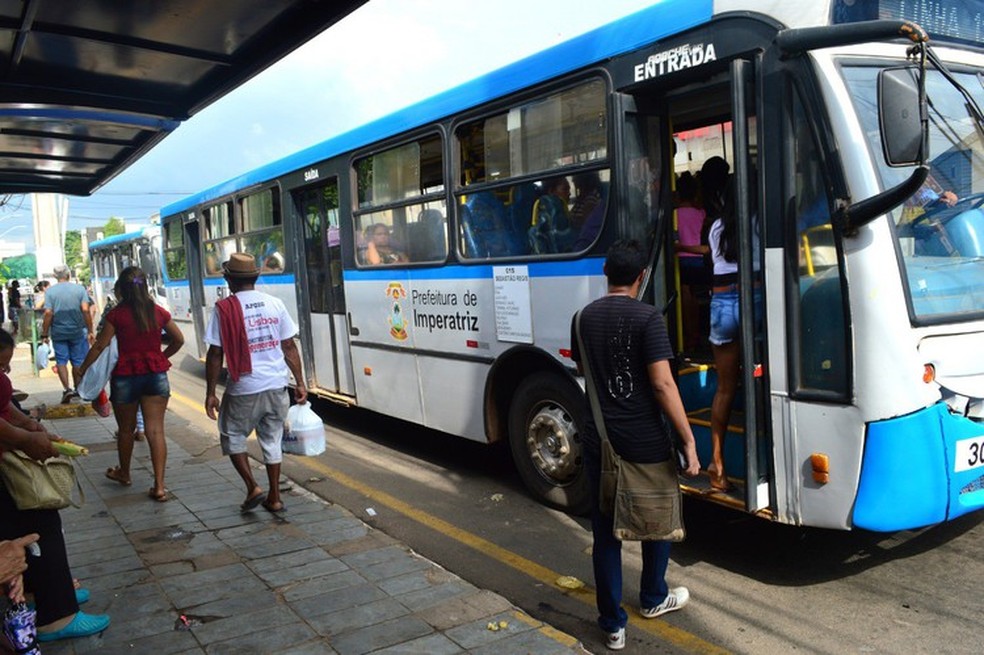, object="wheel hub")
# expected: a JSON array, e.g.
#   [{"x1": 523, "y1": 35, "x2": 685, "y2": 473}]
[{"x1": 526, "y1": 403, "x2": 579, "y2": 484}]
